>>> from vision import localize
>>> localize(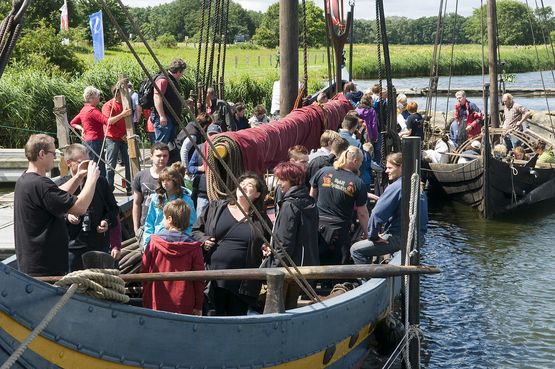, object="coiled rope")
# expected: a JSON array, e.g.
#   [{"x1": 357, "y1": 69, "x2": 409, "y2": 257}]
[
  {"x1": 206, "y1": 135, "x2": 244, "y2": 200},
  {"x1": 55, "y1": 269, "x2": 130, "y2": 303},
  {"x1": 1, "y1": 269, "x2": 128, "y2": 369}
]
